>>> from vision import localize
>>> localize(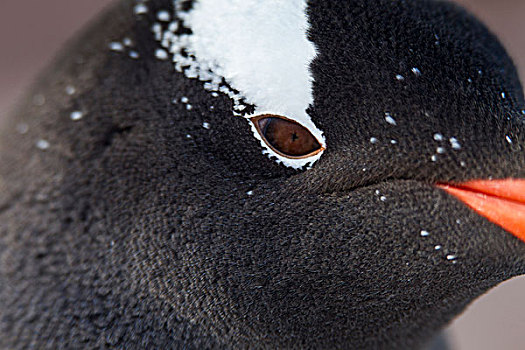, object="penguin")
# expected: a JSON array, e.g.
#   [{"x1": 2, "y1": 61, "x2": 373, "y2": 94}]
[{"x1": 1, "y1": 0, "x2": 524, "y2": 349}]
